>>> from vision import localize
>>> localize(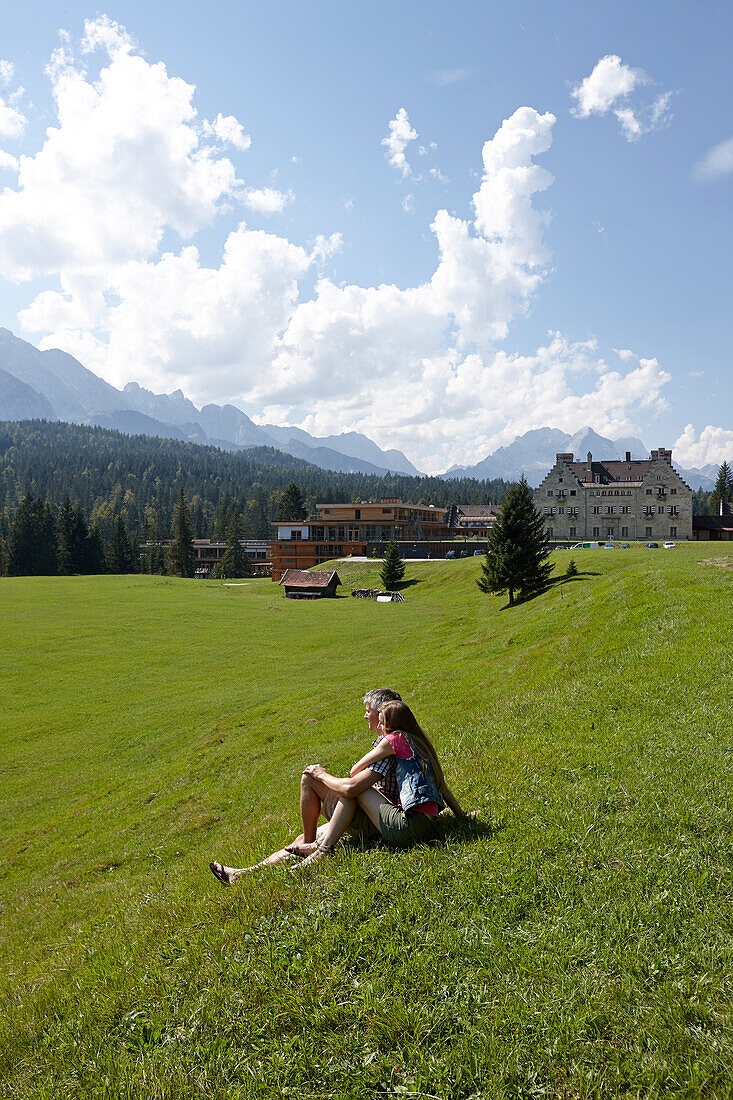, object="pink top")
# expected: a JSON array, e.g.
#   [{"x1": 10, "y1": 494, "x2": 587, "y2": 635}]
[{"x1": 384, "y1": 731, "x2": 441, "y2": 816}]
